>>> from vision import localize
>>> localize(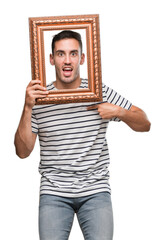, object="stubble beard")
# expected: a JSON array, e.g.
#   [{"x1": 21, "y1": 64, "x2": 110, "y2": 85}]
[{"x1": 56, "y1": 67, "x2": 80, "y2": 86}]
